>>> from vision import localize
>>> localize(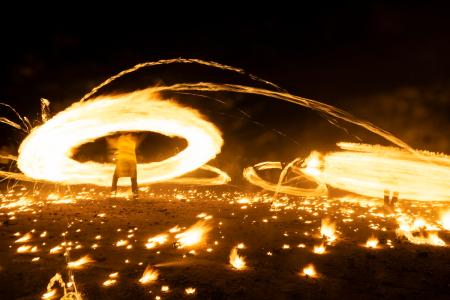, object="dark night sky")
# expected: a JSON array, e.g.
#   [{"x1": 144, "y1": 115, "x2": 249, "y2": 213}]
[{"x1": 0, "y1": 3, "x2": 449, "y2": 177}]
